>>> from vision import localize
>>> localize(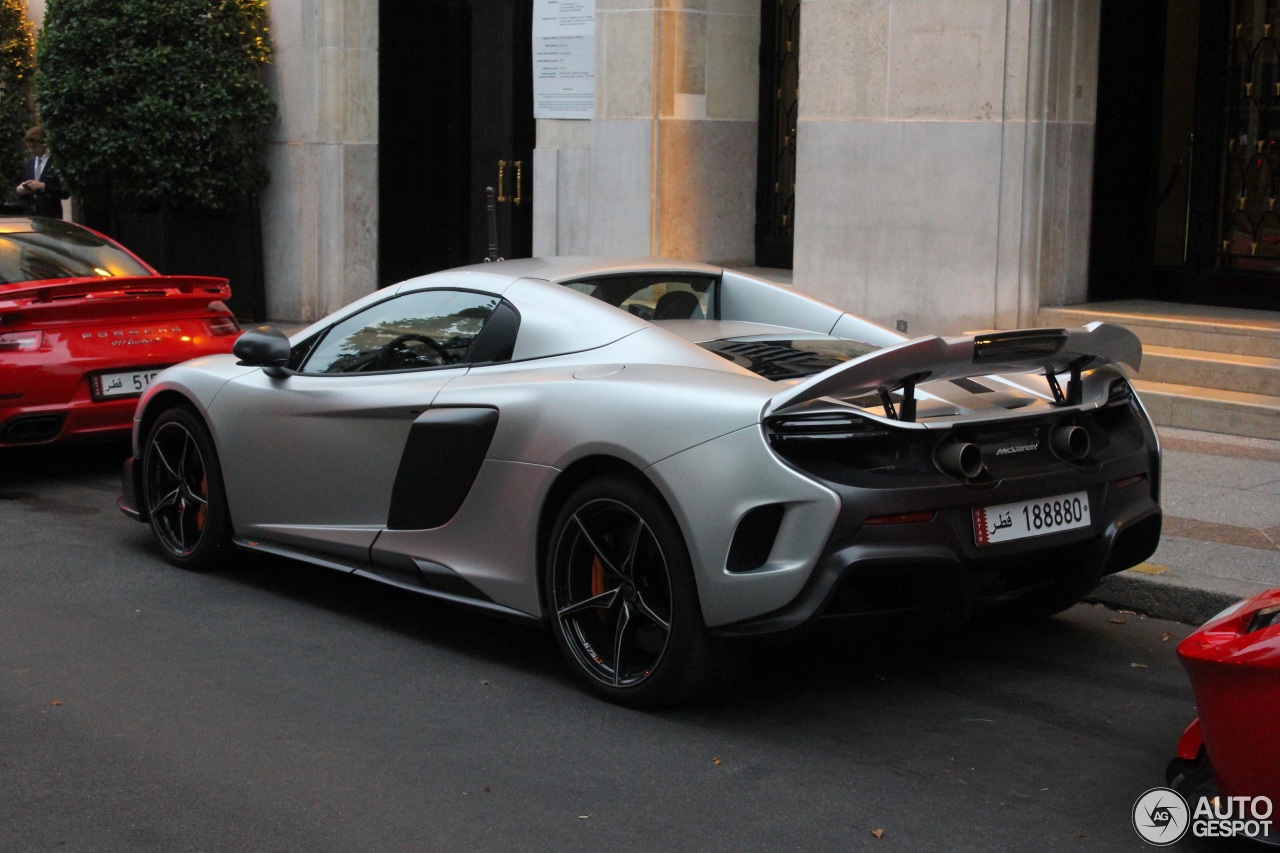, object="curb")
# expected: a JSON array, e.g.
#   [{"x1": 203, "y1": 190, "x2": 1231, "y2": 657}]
[{"x1": 1086, "y1": 573, "x2": 1241, "y2": 626}]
